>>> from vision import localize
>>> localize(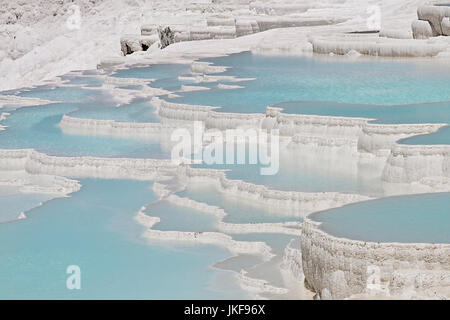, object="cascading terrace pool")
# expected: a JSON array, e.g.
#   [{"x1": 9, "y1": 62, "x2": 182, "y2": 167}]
[{"x1": 0, "y1": 51, "x2": 449, "y2": 299}]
